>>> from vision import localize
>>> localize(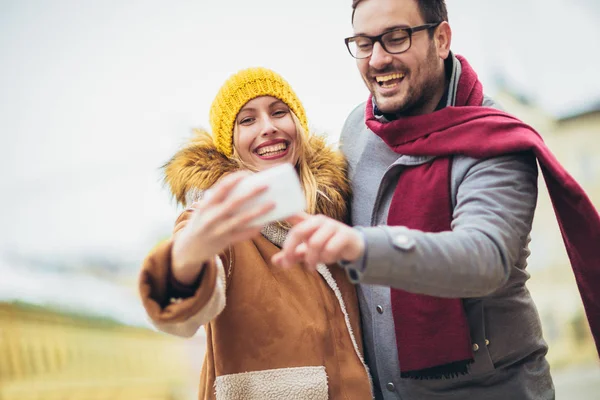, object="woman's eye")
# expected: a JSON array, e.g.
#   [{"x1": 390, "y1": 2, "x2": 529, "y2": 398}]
[
  {"x1": 273, "y1": 110, "x2": 288, "y2": 117},
  {"x1": 239, "y1": 117, "x2": 254, "y2": 125}
]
